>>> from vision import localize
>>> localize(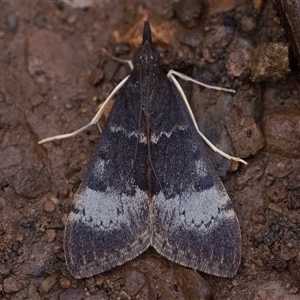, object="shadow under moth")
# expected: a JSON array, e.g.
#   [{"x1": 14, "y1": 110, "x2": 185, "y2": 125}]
[{"x1": 40, "y1": 21, "x2": 243, "y2": 279}]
